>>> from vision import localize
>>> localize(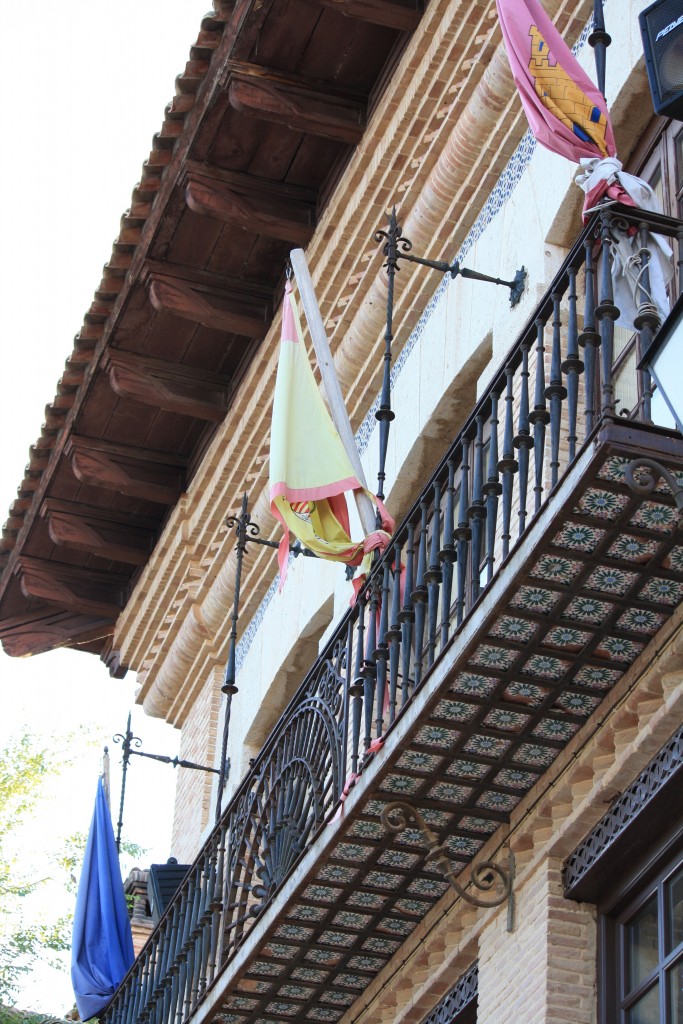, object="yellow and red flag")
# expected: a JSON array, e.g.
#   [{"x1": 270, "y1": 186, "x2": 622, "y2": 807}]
[{"x1": 269, "y1": 282, "x2": 393, "y2": 585}]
